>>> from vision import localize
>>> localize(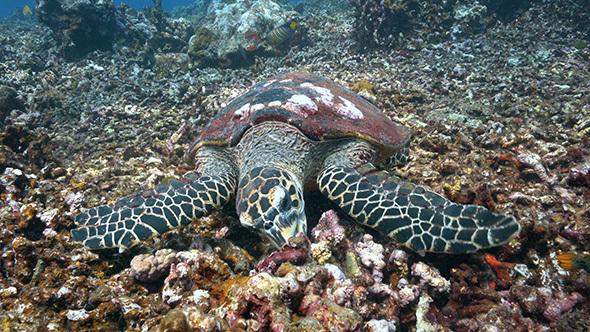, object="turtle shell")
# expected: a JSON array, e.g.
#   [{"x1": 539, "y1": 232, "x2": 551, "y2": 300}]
[{"x1": 186, "y1": 72, "x2": 410, "y2": 164}]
